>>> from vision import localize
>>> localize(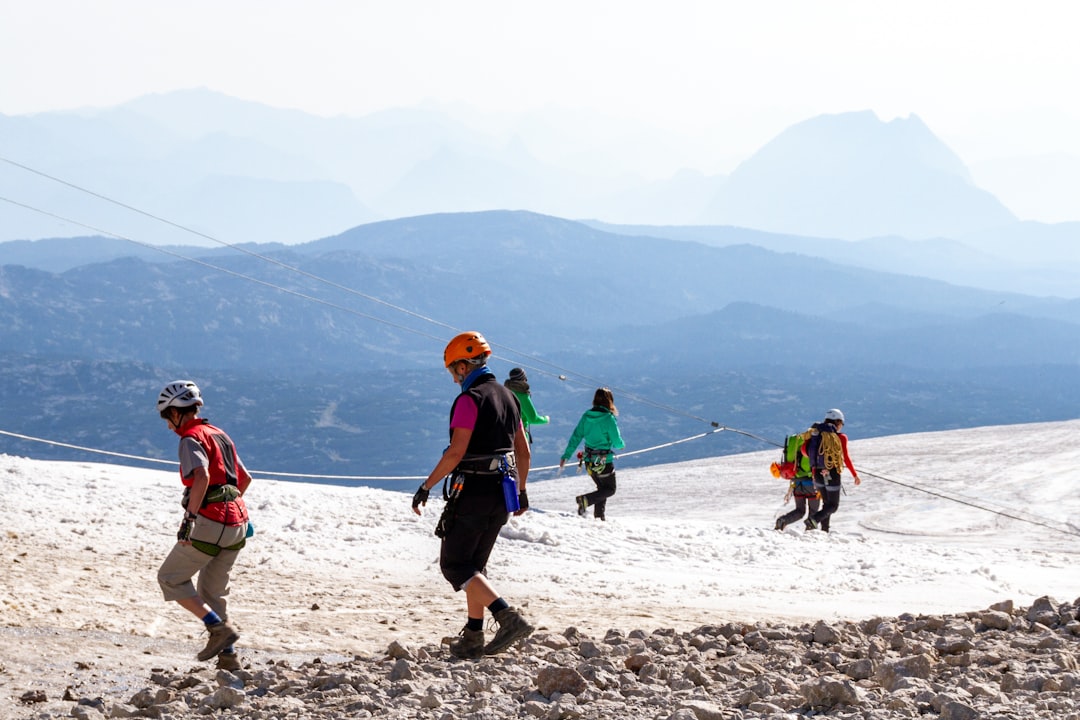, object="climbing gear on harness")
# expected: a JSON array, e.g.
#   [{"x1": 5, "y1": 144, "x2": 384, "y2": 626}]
[
  {"x1": 434, "y1": 474, "x2": 464, "y2": 538},
  {"x1": 804, "y1": 423, "x2": 843, "y2": 472},
  {"x1": 456, "y1": 452, "x2": 515, "y2": 474},
  {"x1": 582, "y1": 447, "x2": 611, "y2": 475},
  {"x1": 190, "y1": 537, "x2": 246, "y2": 557},
  {"x1": 182, "y1": 484, "x2": 242, "y2": 511}
]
